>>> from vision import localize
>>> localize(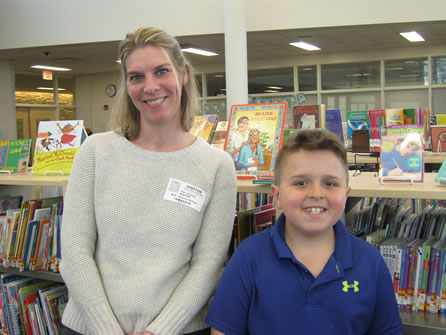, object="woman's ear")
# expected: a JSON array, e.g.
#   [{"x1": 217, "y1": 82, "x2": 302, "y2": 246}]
[{"x1": 182, "y1": 66, "x2": 189, "y2": 85}]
